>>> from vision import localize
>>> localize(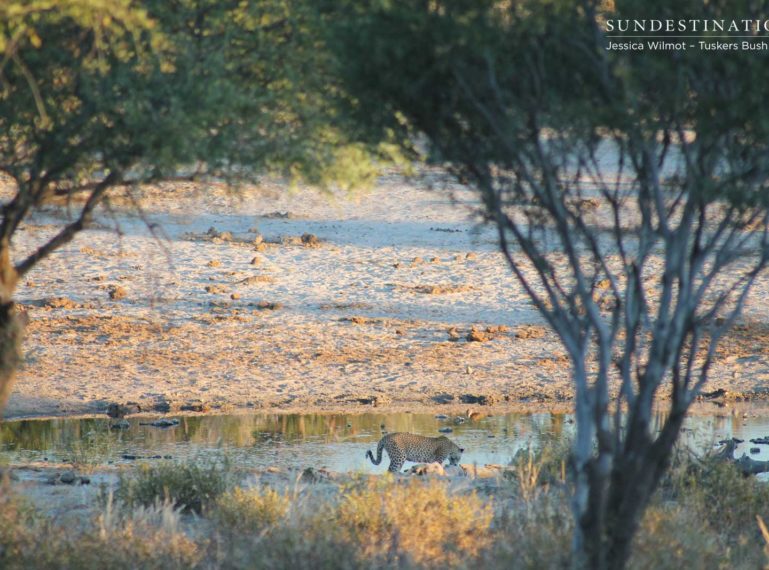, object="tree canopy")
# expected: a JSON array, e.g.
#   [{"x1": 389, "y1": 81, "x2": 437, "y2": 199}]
[{"x1": 0, "y1": 0, "x2": 387, "y2": 413}]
